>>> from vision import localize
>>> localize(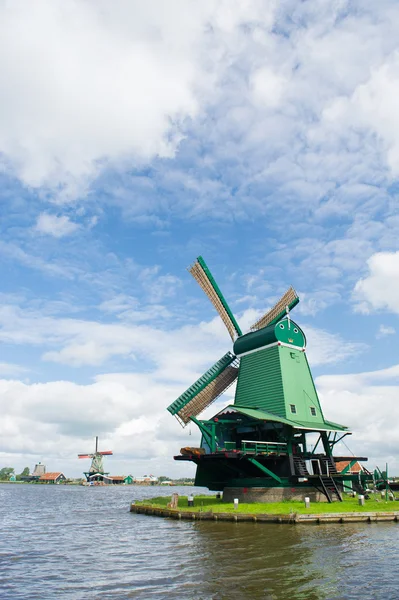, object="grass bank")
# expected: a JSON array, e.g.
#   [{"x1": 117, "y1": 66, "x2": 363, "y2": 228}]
[{"x1": 134, "y1": 494, "x2": 399, "y2": 515}]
